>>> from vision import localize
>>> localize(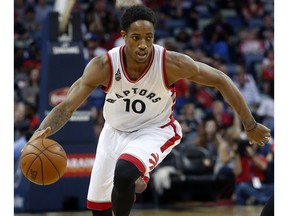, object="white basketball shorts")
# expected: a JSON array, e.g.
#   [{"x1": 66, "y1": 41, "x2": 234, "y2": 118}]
[{"x1": 87, "y1": 117, "x2": 182, "y2": 210}]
